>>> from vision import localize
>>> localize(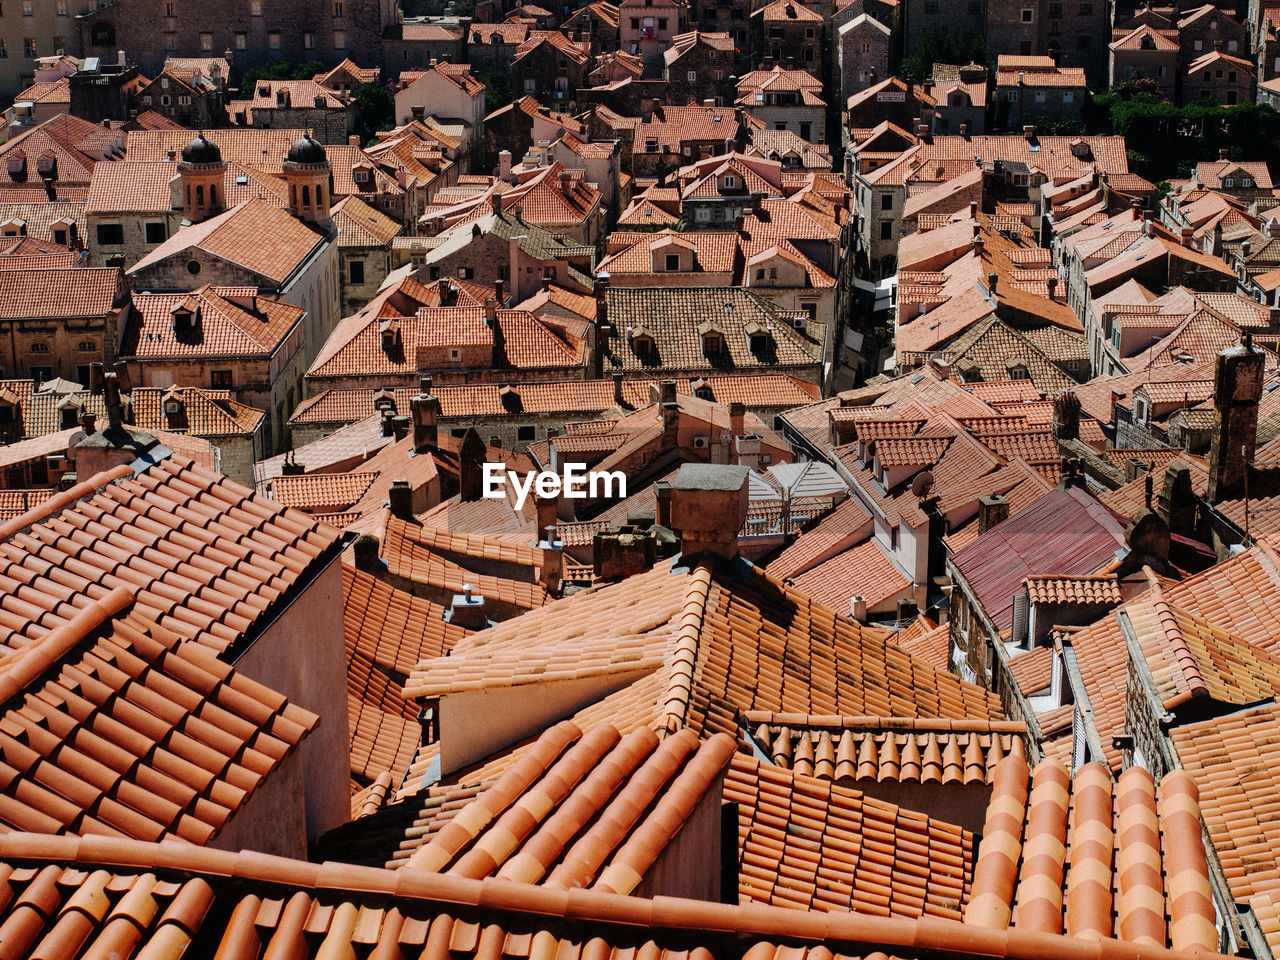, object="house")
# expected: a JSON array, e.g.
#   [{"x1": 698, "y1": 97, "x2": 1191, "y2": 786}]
[
  {"x1": 510, "y1": 31, "x2": 591, "y2": 106},
  {"x1": 227, "y1": 79, "x2": 355, "y2": 143},
  {"x1": 837, "y1": 14, "x2": 891, "y2": 104},
  {"x1": 1185, "y1": 49, "x2": 1255, "y2": 104},
  {"x1": 332, "y1": 194, "x2": 401, "y2": 316},
  {"x1": 118, "y1": 285, "x2": 309, "y2": 454},
  {"x1": 133, "y1": 67, "x2": 223, "y2": 129},
  {"x1": 393, "y1": 61, "x2": 486, "y2": 163},
  {"x1": 1109, "y1": 25, "x2": 1179, "y2": 99},
  {"x1": 0, "y1": 267, "x2": 126, "y2": 384},
  {"x1": 750, "y1": 0, "x2": 824, "y2": 72},
  {"x1": 994, "y1": 55, "x2": 1089, "y2": 128},
  {"x1": 663, "y1": 30, "x2": 738, "y2": 105},
  {"x1": 736, "y1": 67, "x2": 826, "y2": 143},
  {"x1": 381, "y1": 21, "x2": 465, "y2": 66}
]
